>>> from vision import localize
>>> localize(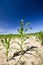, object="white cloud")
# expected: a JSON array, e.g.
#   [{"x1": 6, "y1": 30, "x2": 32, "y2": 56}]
[
  {"x1": 0, "y1": 28, "x2": 4, "y2": 32},
  {"x1": 5, "y1": 29, "x2": 18, "y2": 34},
  {"x1": 0, "y1": 28, "x2": 18, "y2": 34}
]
